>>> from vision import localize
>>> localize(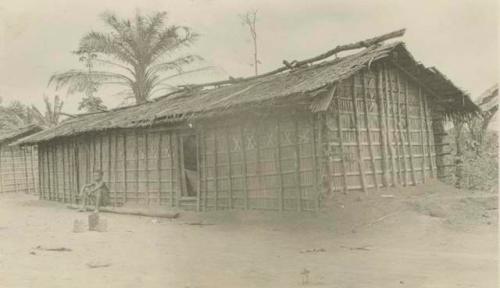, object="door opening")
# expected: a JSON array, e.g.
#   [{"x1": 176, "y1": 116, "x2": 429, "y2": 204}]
[{"x1": 181, "y1": 134, "x2": 198, "y2": 198}]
